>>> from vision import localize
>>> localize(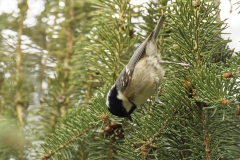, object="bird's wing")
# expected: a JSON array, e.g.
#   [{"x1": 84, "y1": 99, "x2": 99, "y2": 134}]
[
  {"x1": 116, "y1": 38, "x2": 149, "y2": 92},
  {"x1": 116, "y1": 14, "x2": 166, "y2": 92},
  {"x1": 126, "y1": 14, "x2": 166, "y2": 71}
]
